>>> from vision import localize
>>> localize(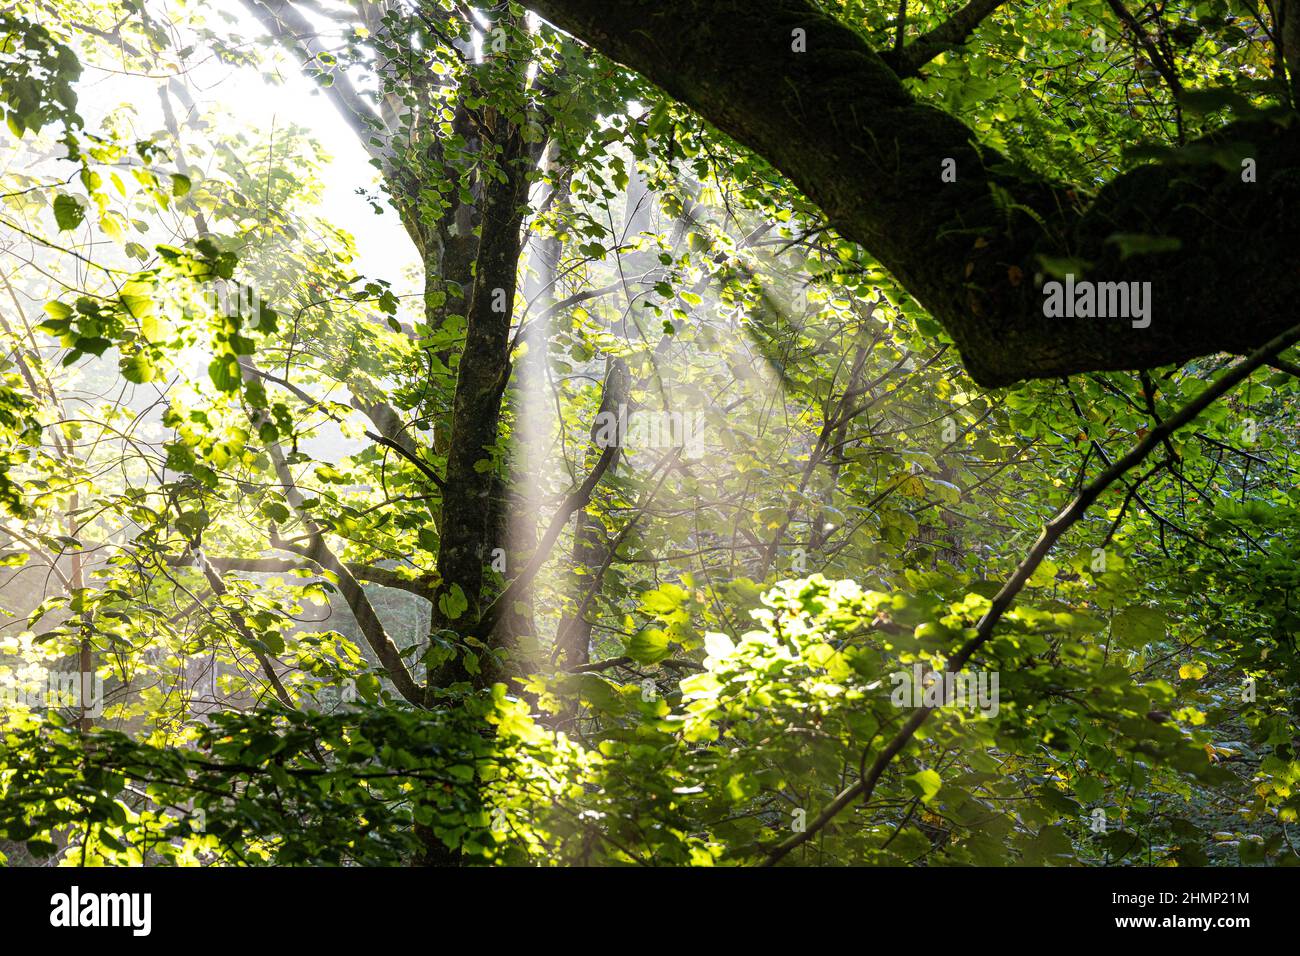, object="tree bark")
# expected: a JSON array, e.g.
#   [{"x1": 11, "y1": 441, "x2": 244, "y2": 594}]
[{"x1": 428, "y1": 111, "x2": 533, "y2": 685}]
